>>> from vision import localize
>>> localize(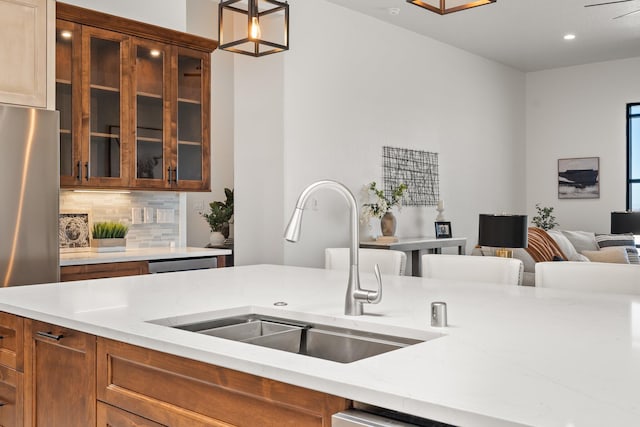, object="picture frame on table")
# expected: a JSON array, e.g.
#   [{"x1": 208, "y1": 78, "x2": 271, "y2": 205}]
[{"x1": 435, "y1": 221, "x2": 452, "y2": 239}]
